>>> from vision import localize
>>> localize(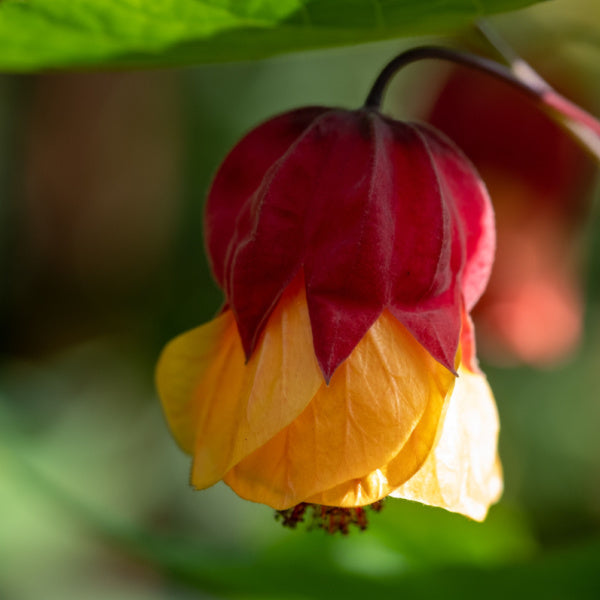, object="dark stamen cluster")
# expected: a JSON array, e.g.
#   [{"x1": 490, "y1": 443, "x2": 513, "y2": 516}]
[{"x1": 275, "y1": 500, "x2": 384, "y2": 534}]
